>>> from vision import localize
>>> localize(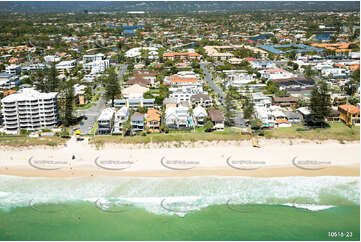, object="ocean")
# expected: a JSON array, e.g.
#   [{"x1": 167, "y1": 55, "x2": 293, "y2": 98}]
[{"x1": 0, "y1": 175, "x2": 359, "y2": 240}]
